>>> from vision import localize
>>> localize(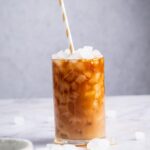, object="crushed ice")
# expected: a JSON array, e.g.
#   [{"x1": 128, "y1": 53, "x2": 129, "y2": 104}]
[
  {"x1": 52, "y1": 46, "x2": 103, "y2": 59},
  {"x1": 87, "y1": 138, "x2": 110, "y2": 150}
]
